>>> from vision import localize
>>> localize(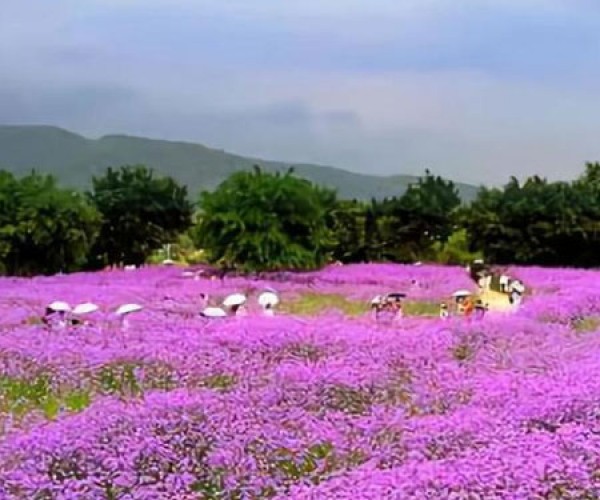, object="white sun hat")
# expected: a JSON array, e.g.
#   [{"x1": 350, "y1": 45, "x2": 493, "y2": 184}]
[
  {"x1": 201, "y1": 307, "x2": 227, "y2": 317},
  {"x1": 48, "y1": 301, "x2": 71, "y2": 312},
  {"x1": 72, "y1": 302, "x2": 99, "y2": 315},
  {"x1": 223, "y1": 293, "x2": 247, "y2": 307},
  {"x1": 258, "y1": 291, "x2": 279, "y2": 307},
  {"x1": 115, "y1": 303, "x2": 143, "y2": 315}
]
